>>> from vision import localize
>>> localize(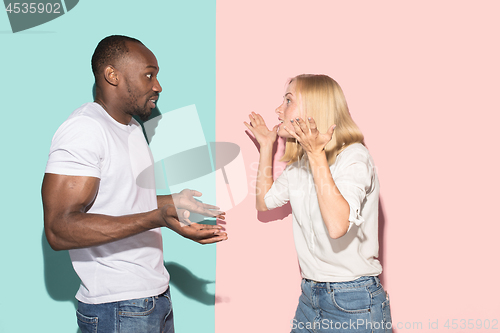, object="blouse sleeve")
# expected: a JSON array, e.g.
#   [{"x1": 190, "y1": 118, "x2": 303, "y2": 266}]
[
  {"x1": 264, "y1": 166, "x2": 290, "y2": 210},
  {"x1": 332, "y1": 148, "x2": 375, "y2": 227}
]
